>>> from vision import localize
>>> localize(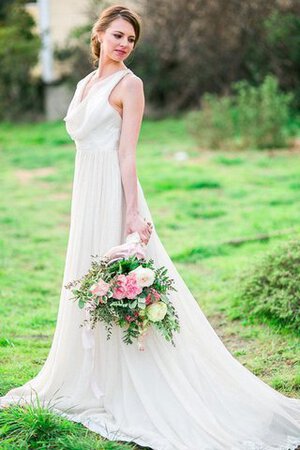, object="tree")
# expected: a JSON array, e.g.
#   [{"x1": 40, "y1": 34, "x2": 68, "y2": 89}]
[
  {"x1": 57, "y1": 0, "x2": 300, "y2": 115},
  {"x1": 264, "y1": 9, "x2": 300, "y2": 109},
  {"x1": 0, "y1": 0, "x2": 41, "y2": 121},
  {"x1": 133, "y1": 0, "x2": 300, "y2": 114}
]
